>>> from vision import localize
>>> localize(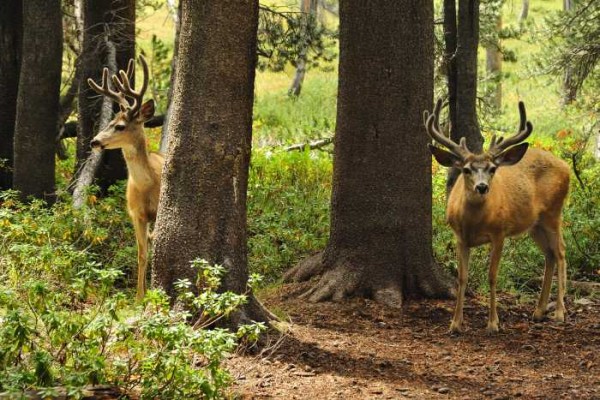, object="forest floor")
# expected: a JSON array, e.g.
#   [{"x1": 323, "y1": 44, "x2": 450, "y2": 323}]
[{"x1": 228, "y1": 282, "x2": 600, "y2": 400}]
